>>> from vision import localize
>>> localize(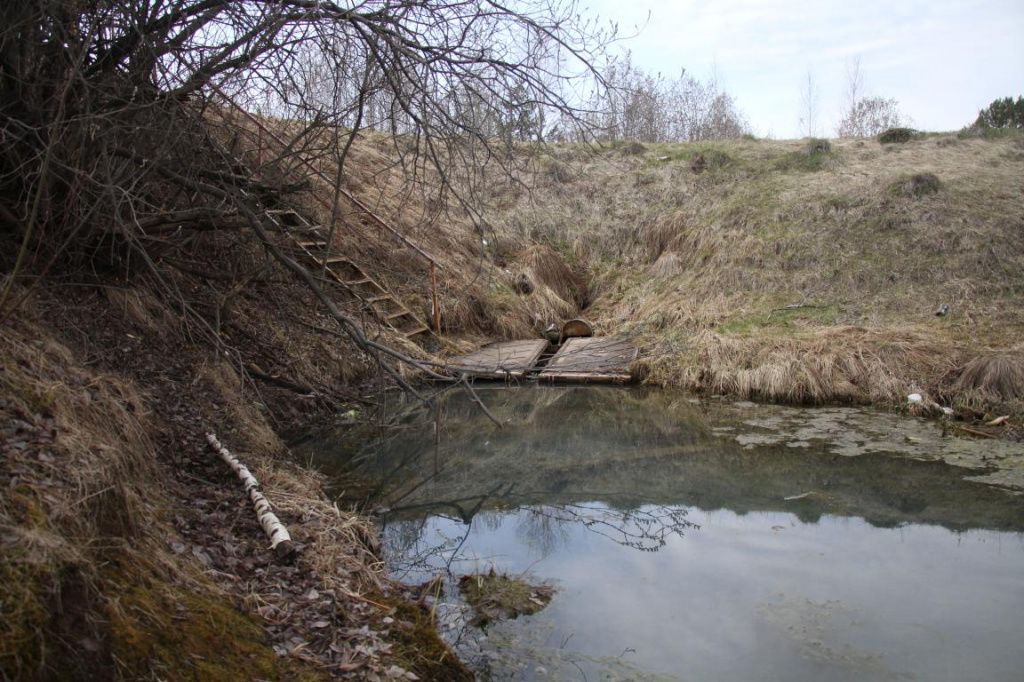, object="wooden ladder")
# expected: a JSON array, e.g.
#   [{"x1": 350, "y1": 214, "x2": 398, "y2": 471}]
[{"x1": 264, "y1": 208, "x2": 433, "y2": 342}]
